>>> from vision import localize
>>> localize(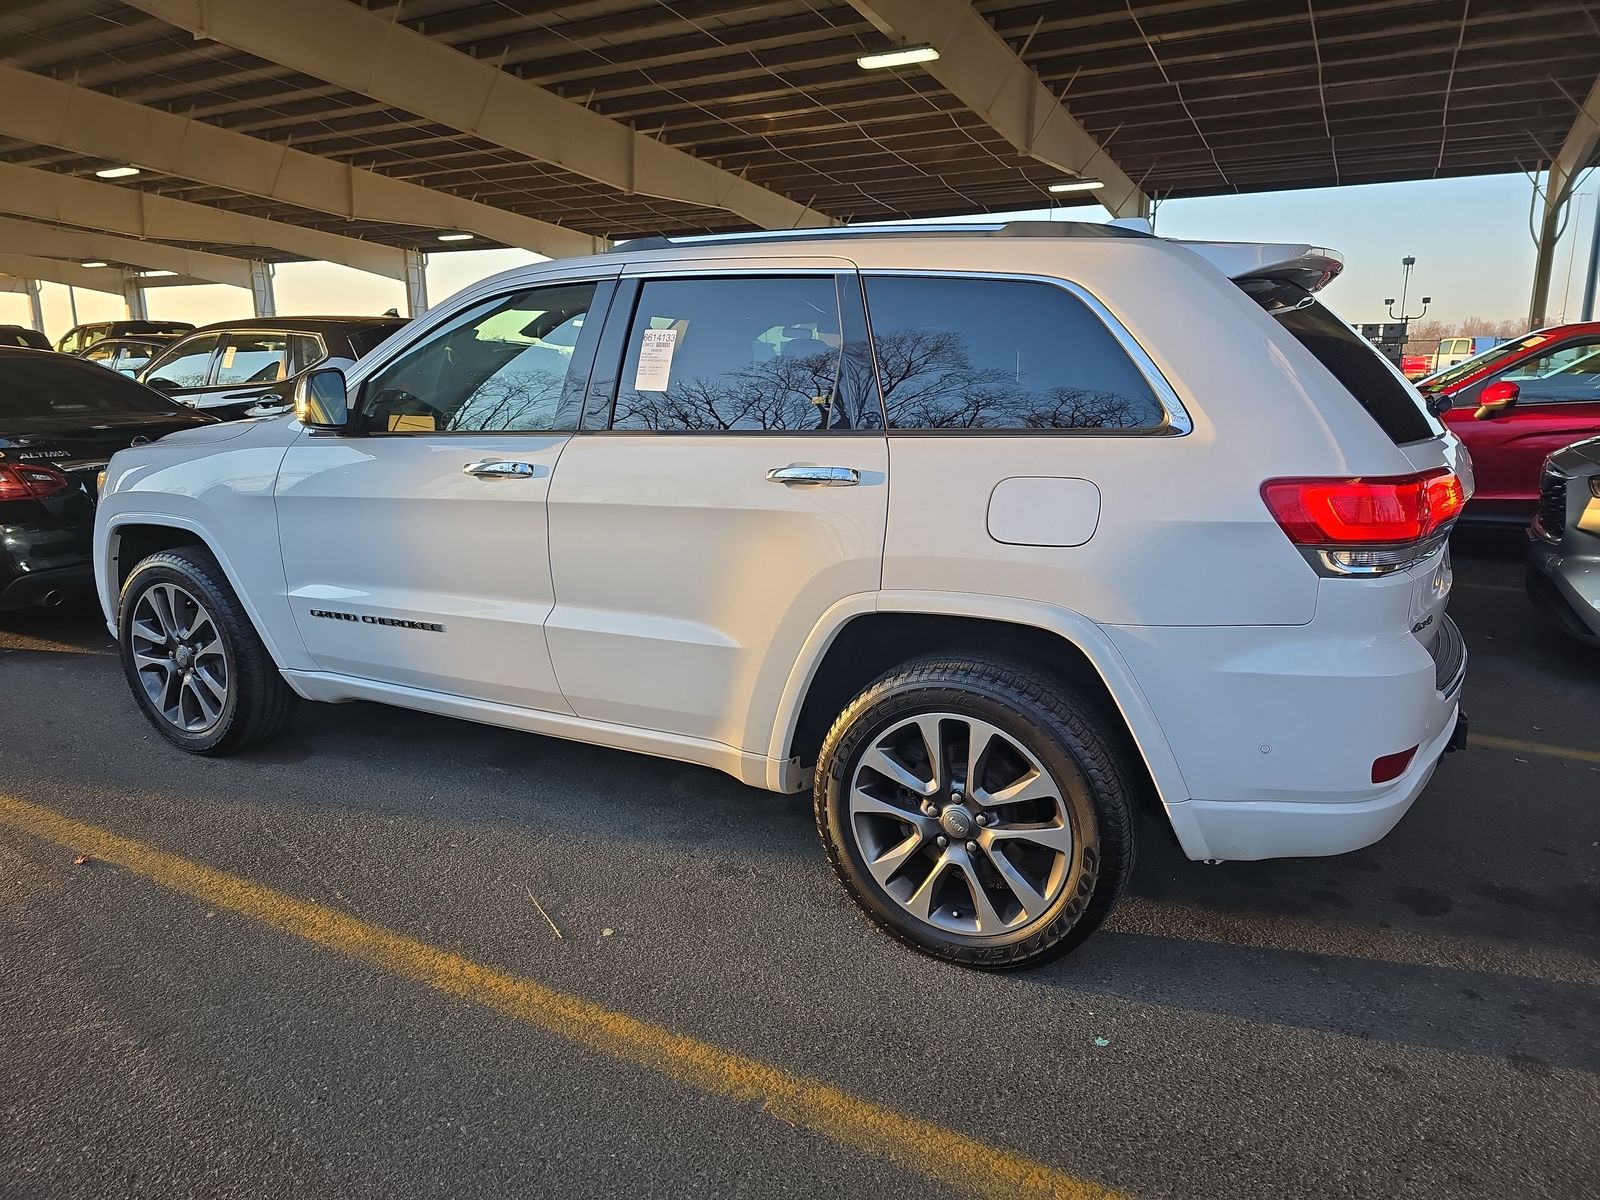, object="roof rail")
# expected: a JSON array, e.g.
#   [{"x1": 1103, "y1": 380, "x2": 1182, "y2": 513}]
[{"x1": 610, "y1": 220, "x2": 1153, "y2": 253}]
